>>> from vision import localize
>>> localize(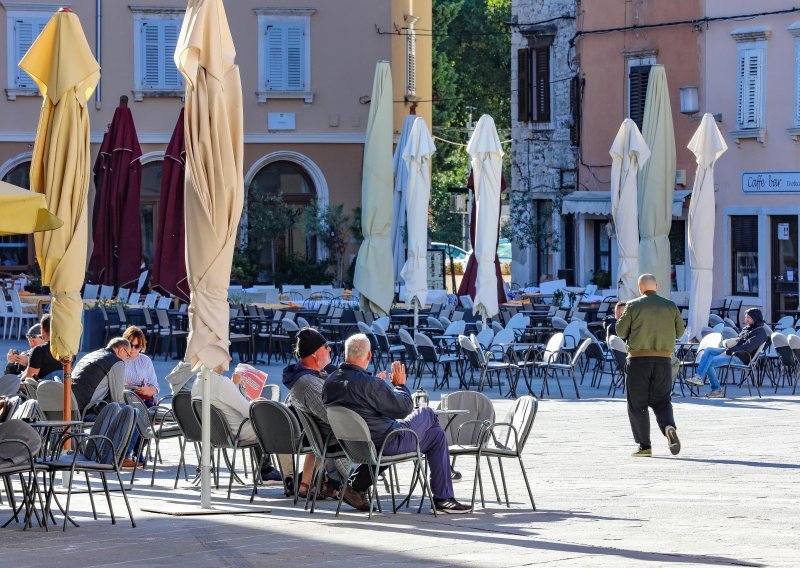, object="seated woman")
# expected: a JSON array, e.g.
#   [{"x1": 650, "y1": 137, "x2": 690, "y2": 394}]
[{"x1": 122, "y1": 326, "x2": 159, "y2": 406}]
